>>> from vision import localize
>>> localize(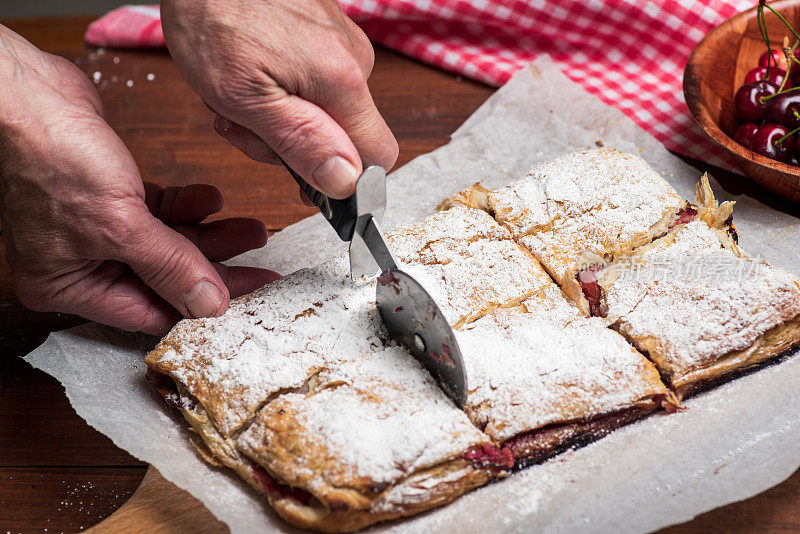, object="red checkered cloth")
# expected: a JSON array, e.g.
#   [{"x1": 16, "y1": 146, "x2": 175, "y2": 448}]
[{"x1": 85, "y1": 1, "x2": 757, "y2": 171}]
